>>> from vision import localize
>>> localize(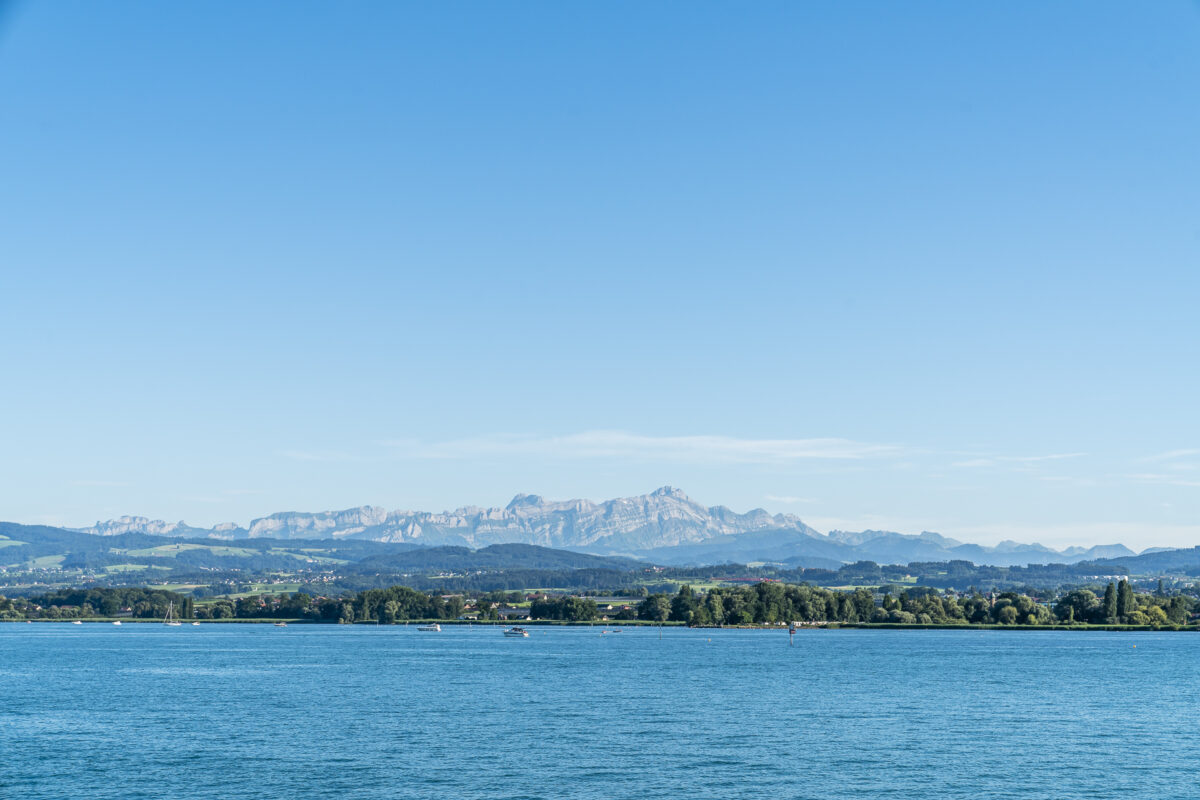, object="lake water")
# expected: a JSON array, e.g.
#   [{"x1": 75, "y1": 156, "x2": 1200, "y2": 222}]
[{"x1": 2, "y1": 624, "x2": 1198, "y2": 799}]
